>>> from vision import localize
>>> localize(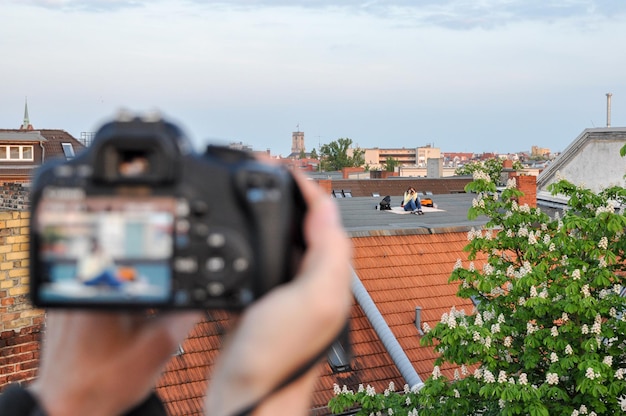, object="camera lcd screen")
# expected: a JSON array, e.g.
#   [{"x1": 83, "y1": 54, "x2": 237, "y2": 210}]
[{"x1": 34, "y1": 191, "x2": 175, "y2": 306}]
